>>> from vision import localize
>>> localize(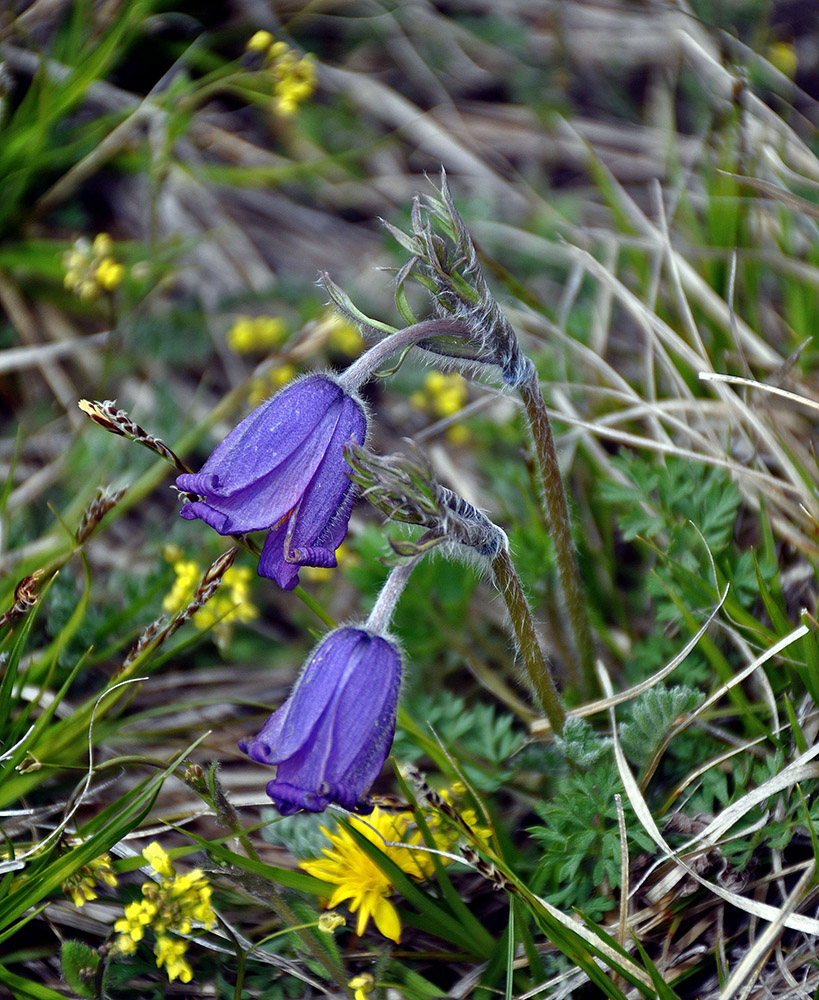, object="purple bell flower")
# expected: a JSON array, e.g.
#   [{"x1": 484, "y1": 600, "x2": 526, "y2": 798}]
[
  {"x1": 239, "y1": 627, "x2": 402, "y2": 815},
  {"x1": 176, "y1": 374, "x2": 367, "y2": 590}
]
